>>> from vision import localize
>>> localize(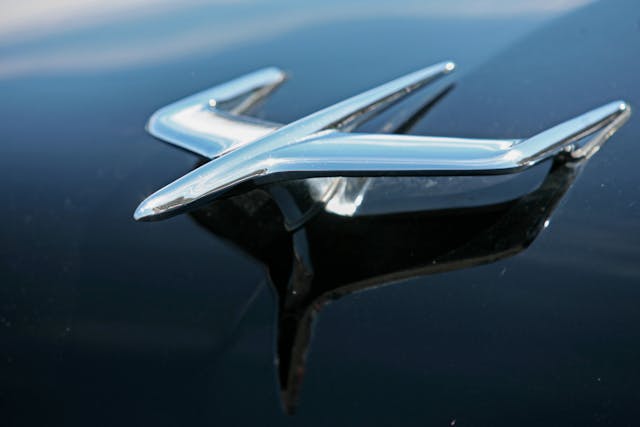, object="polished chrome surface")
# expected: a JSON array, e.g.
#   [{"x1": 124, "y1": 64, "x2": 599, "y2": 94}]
[
  {"x1": 146, "y1": 67, "x2": 285, "y2": 158},
  {"x1": 135, "y1": 62, "x2": 630, "y2": 221}
]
